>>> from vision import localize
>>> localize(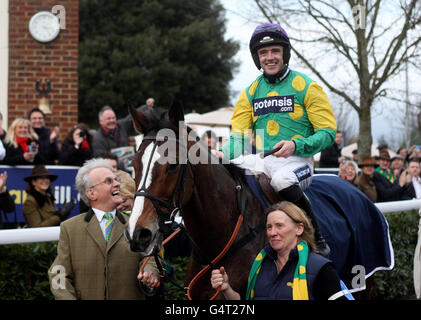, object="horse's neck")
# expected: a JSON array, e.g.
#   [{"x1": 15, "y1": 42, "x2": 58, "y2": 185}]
[{"x1": 183, "y1": 164, "x2": 239, "y2": 254}]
